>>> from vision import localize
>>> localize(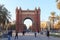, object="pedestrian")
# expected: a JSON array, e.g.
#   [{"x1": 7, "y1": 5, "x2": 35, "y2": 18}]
[
  {"x1": 37, "y1": 30, "x2": 39, "y2": 33},
  {"x1": 35, "y1": 32, "x2": 36, "y2": 37},
  {"x1": 8, "y1": 35, "x2": 11, "y2": 40},
  {"x1": 40, "y1": 30, "x2": 43, "y2": 35},
  {"x1": 22, "y1": 30, "x2": 25, "y2": 36},
  {"x1": 15, "y1": 31, "x2": 18, "y2": 39},
  {"x1": 46, "y1": 30, "x2": 50, "y2": 38},
  {"x1": 8, "y1": 30, "x2": 12, "y2": 40}
]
